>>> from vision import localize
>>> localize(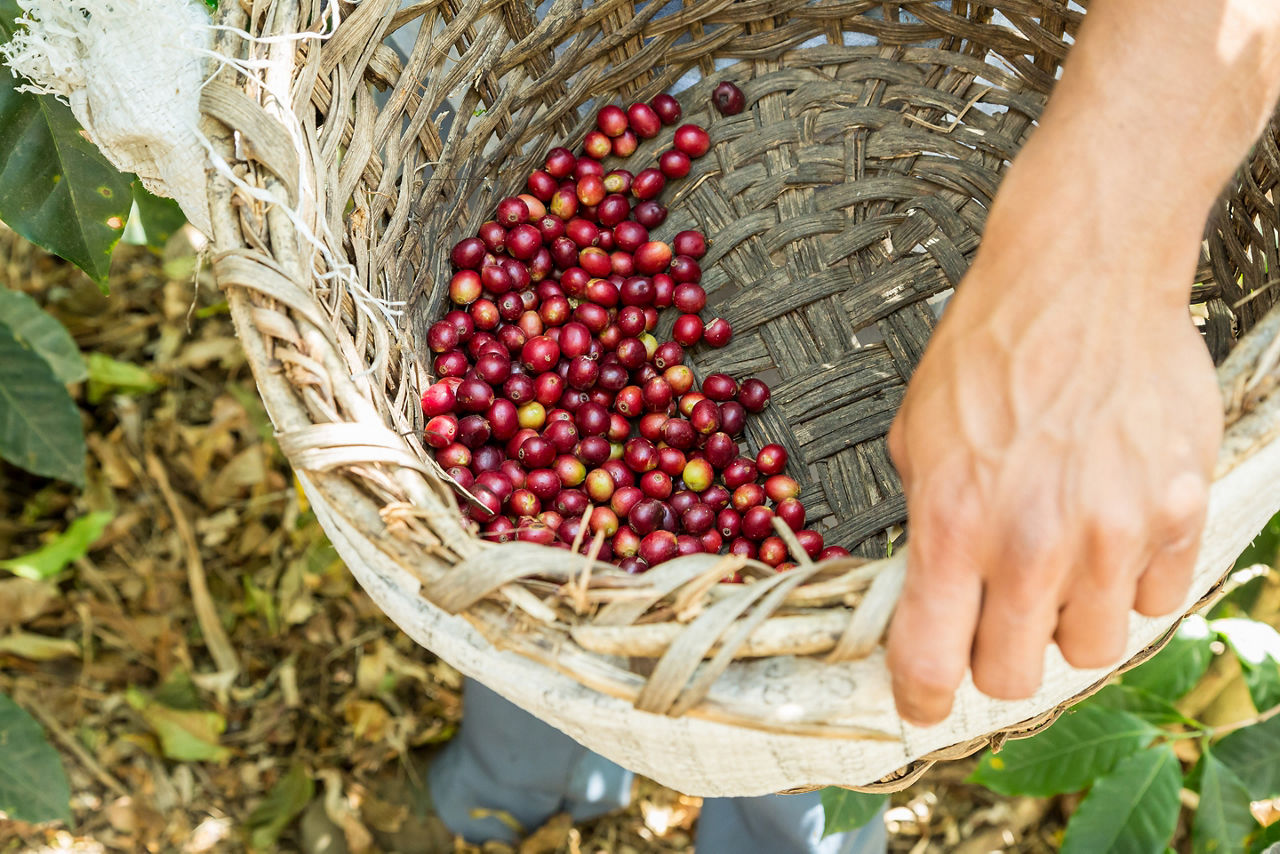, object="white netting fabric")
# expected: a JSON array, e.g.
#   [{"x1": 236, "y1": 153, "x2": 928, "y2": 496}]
[{"x1": 2, "y1": 0, "x2": 213, "y2": 234}]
